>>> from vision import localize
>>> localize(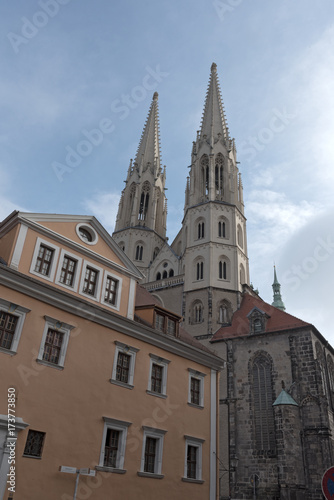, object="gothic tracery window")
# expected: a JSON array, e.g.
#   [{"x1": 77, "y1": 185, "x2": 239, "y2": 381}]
[
  {"x1": 138, "y1": 182, "x2": 150, "y2": 221},
  {"x1": 251, "y1": 354, "x2": 276, "y2": 453},
  {"x1": 219, "y1": 260, "x2": 227, "y2": 280},
  {"x1": 196, "y1": 261, "x2": 204, "y2": 280},
  {"x1": 200, "y1": 155, "x2": 209, "y2": 197},
  {"x1": 192, "y1": 301, "x2": 203, "y2": 324},
  {"x1": 215, "y1": 153, "x2": 224, "y2": 197}
]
